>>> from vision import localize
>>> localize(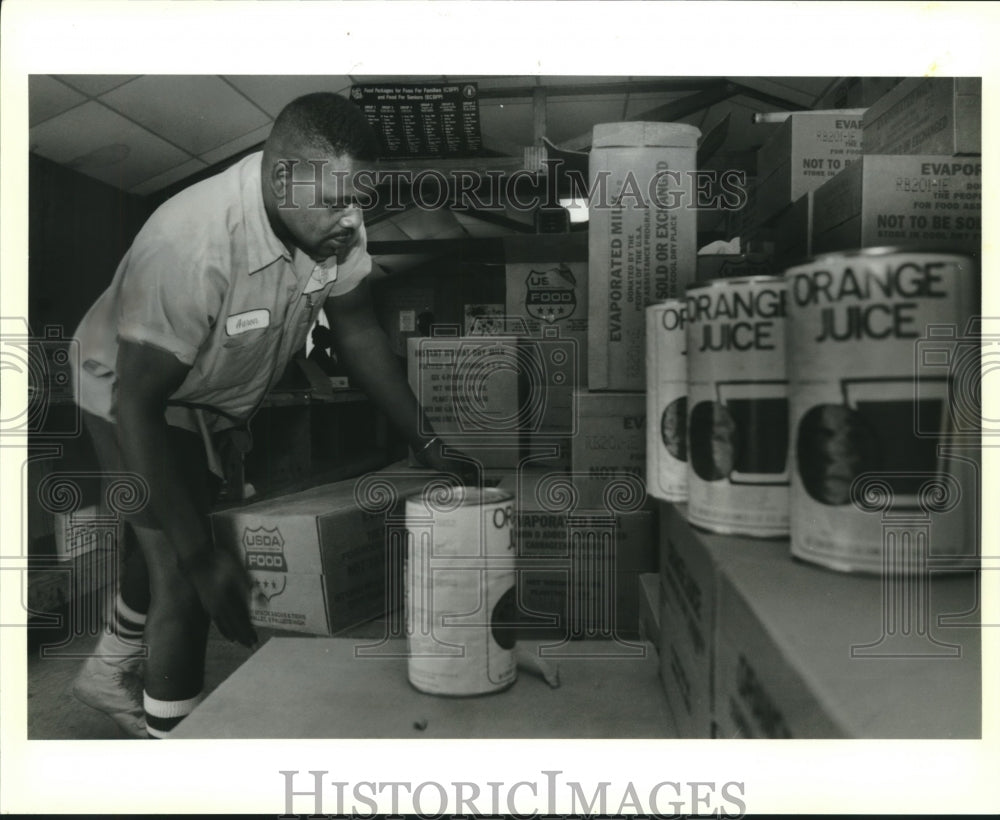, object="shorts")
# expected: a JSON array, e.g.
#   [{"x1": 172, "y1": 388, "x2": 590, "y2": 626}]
[{"x1": 82, "y1": 412, "x2": 220, "y2": 529}]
